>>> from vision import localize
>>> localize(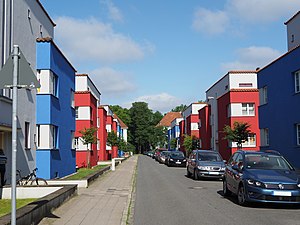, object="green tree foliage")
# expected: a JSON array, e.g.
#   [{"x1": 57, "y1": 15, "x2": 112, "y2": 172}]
[
  {"x1": 171, "y1": 104, "x2": 187, "y2": 112},
  {"x1": 183, "y1": 135, "x2": 193, "y2": 156},
  {"x1": 183, "y1": 135, "x2": 200, "y2": 156},
  {"x1": 79, "y1": 127, "x2": 97, "y2": 168},
  {"x1": 107, "y1": 131, "x2": 119, "y2": 147},
  {"x1": 170, "y1": 138, "x2": 177, "y2": 149},
  {"x1": 223, "y1": 121, "x2": 251, "y2": 149},
  {"x1": 110, "y1": 105, "x2": 131, "y2": 126}
]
